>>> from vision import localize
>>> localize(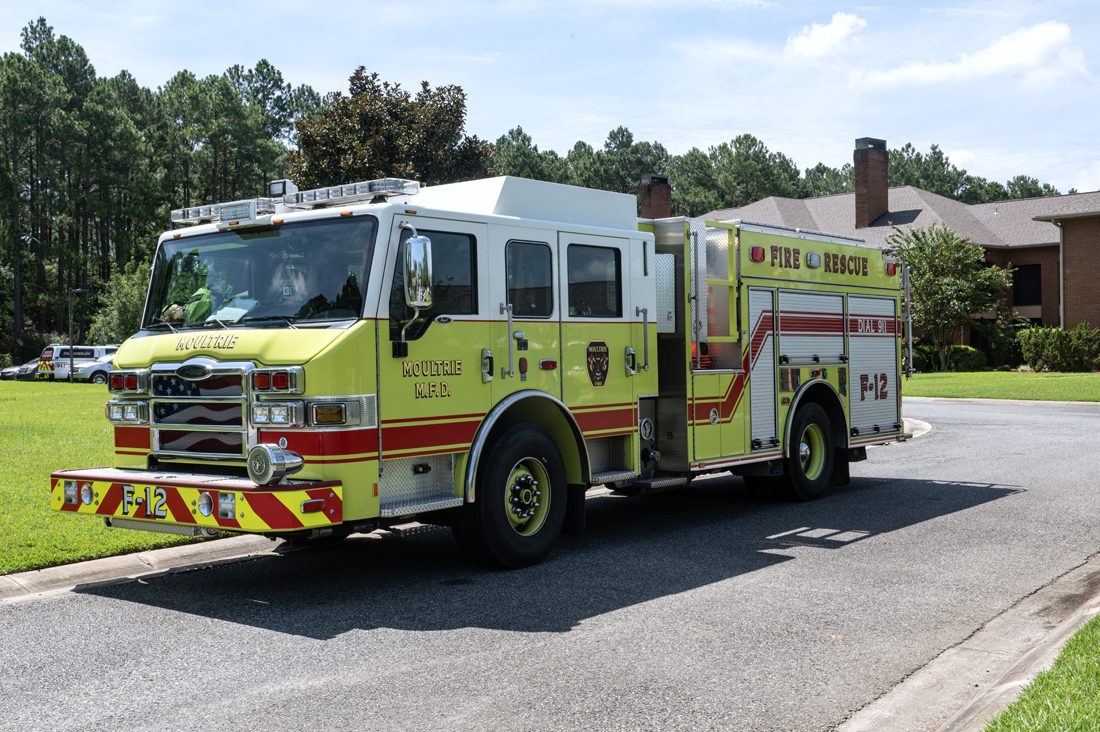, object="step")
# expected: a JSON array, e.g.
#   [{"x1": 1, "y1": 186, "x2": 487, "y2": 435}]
[
  {"x1": 632, "y1": 476, "x2": 689, "y2": 493},
  {"x1": 589, "y1": 470, "x2": 638, "y2": 486}
]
